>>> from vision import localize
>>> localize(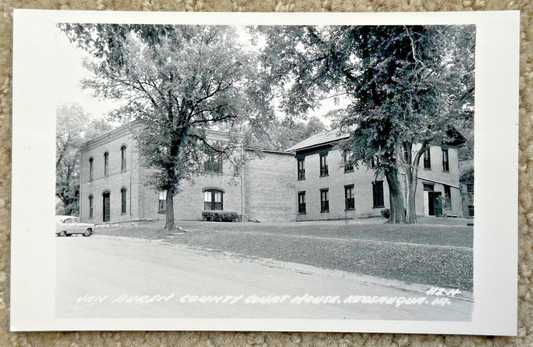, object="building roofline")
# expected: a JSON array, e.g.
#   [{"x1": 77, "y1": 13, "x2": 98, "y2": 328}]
[
  {"x1": 81, "y1": 122, "x2": 138, "y2": 152},
  {"x1": 81, "y1": 121, "x2": 284, "y2": 155},
  {"x1": 285, "y1": 137, "x2": 349, "y2": 153},
  {"x1": 245, "y1": 148, "x2": 294, "y2": 156},
  {"x1": 285, "y1": 129, "x2": 350, "y2": 153}
]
